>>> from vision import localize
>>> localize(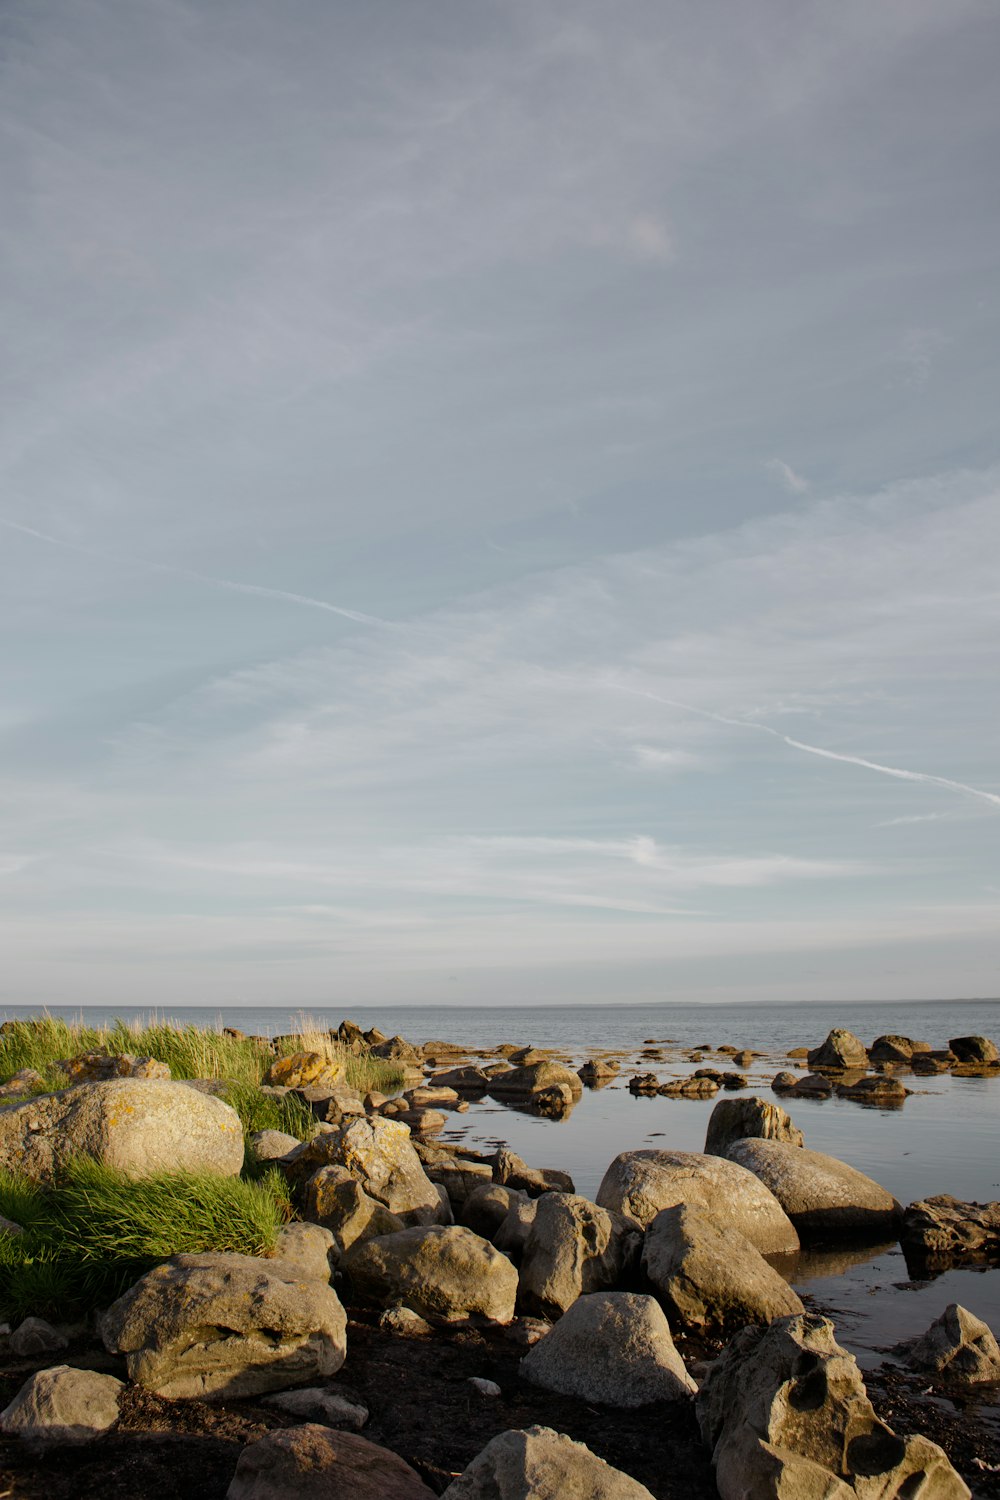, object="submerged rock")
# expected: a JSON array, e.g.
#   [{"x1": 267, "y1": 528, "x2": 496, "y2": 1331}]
[
  {"x1": 492, "y1": 1145, "x2": 574, "y2": 1197},
  {"x1": 726, "y1": 1139, "x2": 900, "y2": 1238},
  {"x1": 441, "y1": 1425, "x2": 655, "y2": 1498},
  {"x1": 896, "y1": 1302, "x2": 1000, "y2": 1385},
  {"x1": 704, "y1": 1096, "x2": 804, "y2": 1157},
  {"x1": 521, "y1": 1291, "x2": 697, "y2": 1407},
  {"x1": 835, "y1": 1075, "x2": 909, "y2": 1104}
]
